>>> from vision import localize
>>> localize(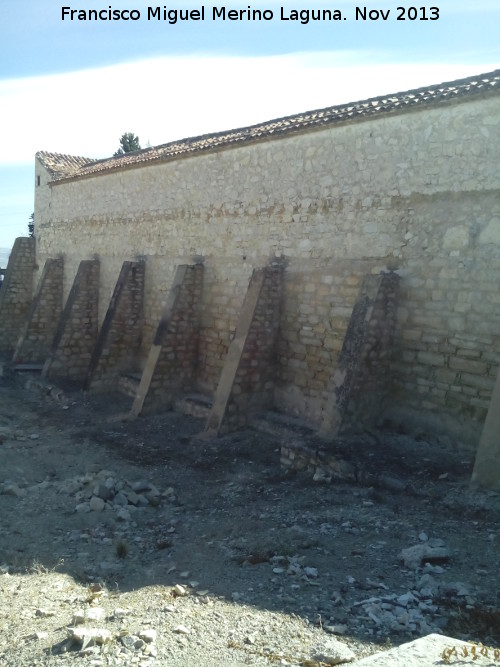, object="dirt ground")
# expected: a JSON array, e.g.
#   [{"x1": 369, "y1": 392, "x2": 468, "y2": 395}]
[{"x1": 0, "y1": 369, "x2": 499, "y2": 666}]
